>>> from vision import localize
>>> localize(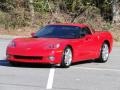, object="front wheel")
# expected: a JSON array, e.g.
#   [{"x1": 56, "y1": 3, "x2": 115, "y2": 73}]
[
  {"x1": 61, "y1": 47, "x2": 72, "y2": 68},
  {"x1": 97, "y1": 43, "x2": 109, "y2": 62}
]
